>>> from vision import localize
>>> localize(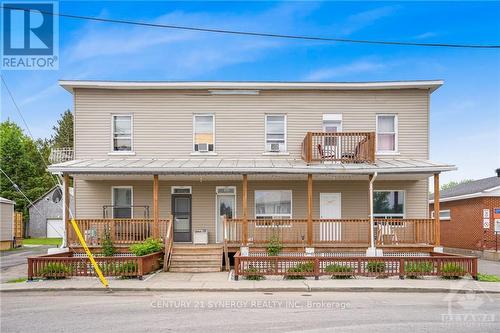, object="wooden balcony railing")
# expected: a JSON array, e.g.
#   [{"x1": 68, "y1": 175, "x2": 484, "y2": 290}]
[
  {"x1": 68, "y1": 218, "x2": 171, "y2": 247},
  {"x1": 224, "y1": 218, "x2": 436, "y2": 247},
  {"x1": 301, "y1": 132, "x2": 375, "y2": 164}
]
